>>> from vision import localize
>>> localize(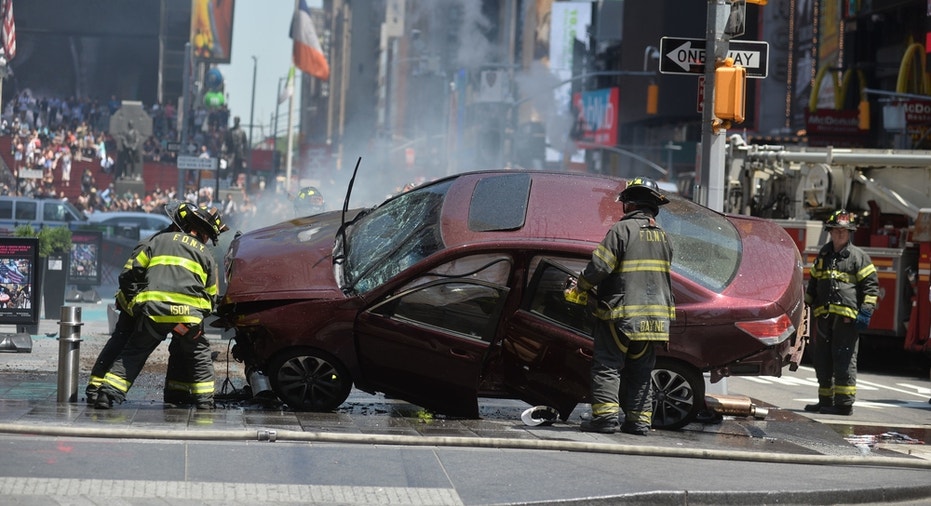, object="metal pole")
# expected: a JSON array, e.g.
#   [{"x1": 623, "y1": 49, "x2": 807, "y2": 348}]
[
  {"x1": 285, "y1": 78, "x2": 295, "y2": 193},
  {"x1": 178, "y1": 43, "x2": 192, "y2": 199},
  {"x1": 56, "y1": 306, "x2": 83, "y2": 403},
  {"x1": 698, "y1": 0, "x2": 731, "y2": 212},
  {"x1": 249, "y1": 55, "x2": 257, "y2": 148}
]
